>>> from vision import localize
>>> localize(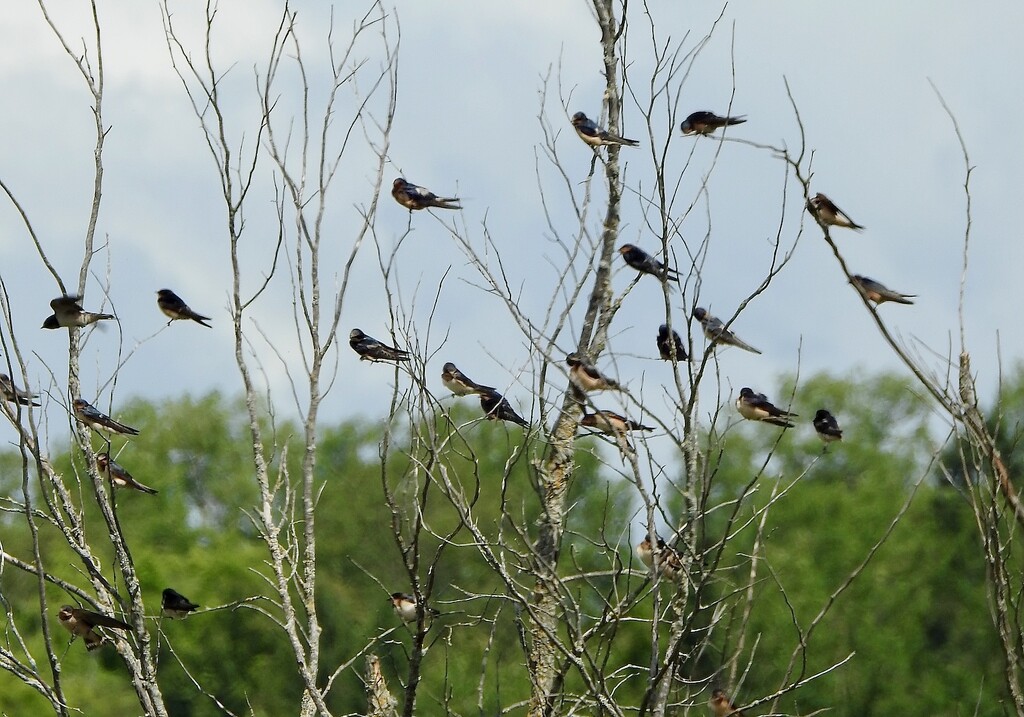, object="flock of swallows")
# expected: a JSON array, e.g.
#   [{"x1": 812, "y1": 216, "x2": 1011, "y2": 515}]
[
  {"x1": 17, "y1": 292, "x2": 427, "y2": 647},
  {"x1": 6, "y1": 290, "x2": 210, "y2": 649},
  {"x1": 380, "y1": 108, "x2": 918, "y2": 464},
  {"x1": 12, "y1": 112, "x2": 910, "y2": 692},
  {"x1": 384, "y1": 108, "x2": 918, "y2": 702}
]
